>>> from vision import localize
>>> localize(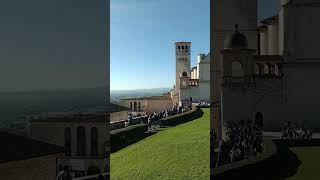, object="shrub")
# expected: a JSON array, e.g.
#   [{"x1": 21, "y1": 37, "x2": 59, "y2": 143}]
[
  {"x1": 110, "y1": 124, "x2": 148, "y2": 152},
  {"x1": 161, "y1": 106, "x2": 204, "y2": 127}
]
